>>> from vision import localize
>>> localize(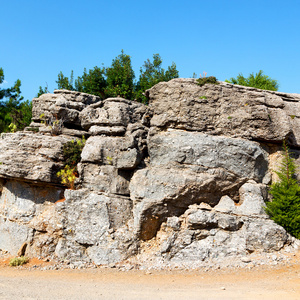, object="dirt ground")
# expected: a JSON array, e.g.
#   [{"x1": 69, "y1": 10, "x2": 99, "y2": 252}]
[{"x1": 0, "y1": 256, "x2": 299, "y2": 300}]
